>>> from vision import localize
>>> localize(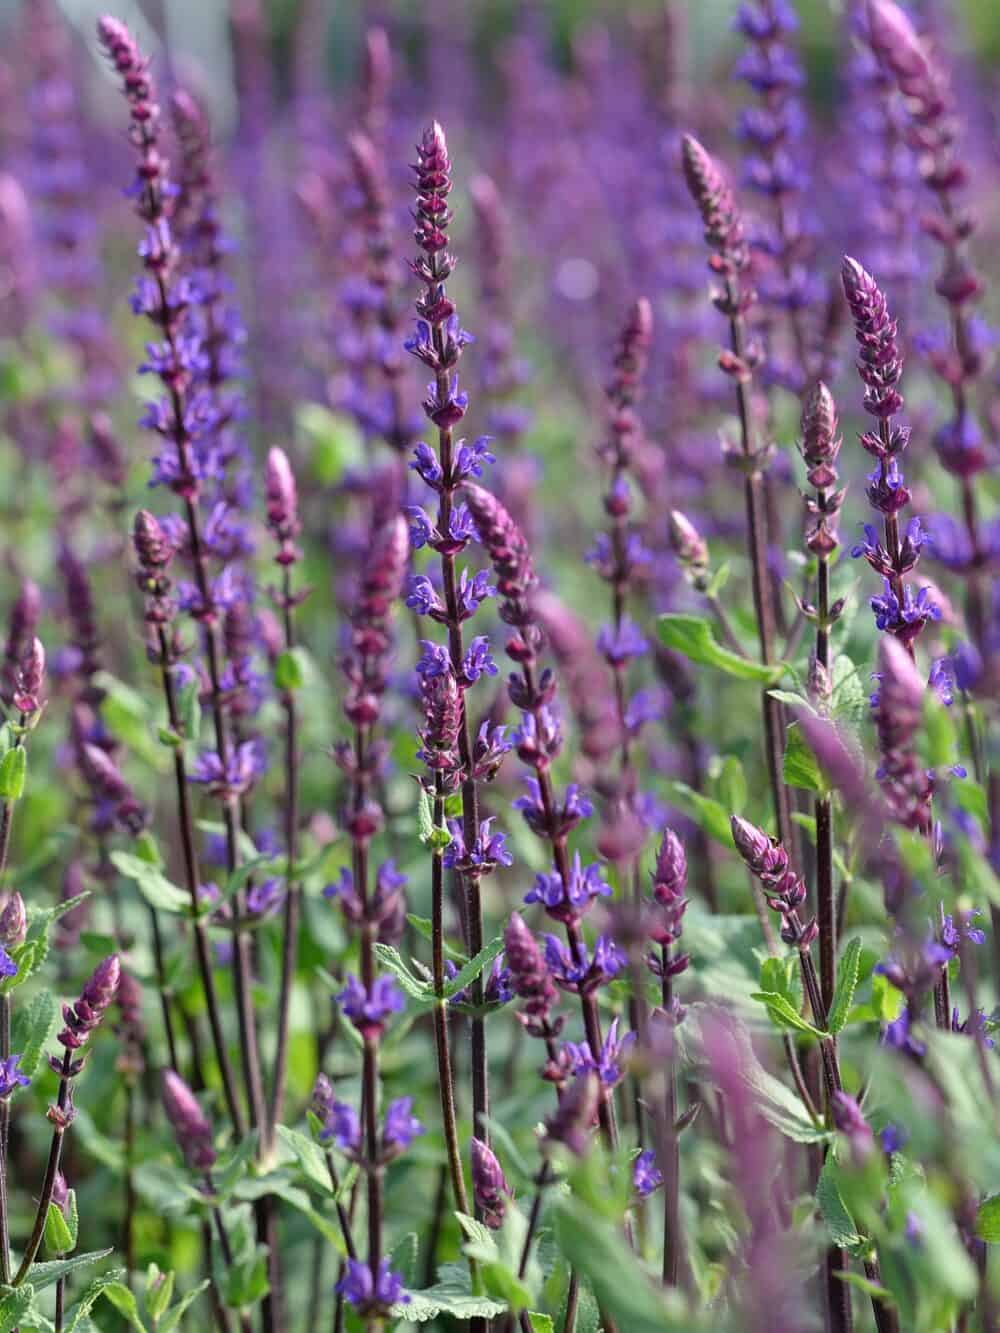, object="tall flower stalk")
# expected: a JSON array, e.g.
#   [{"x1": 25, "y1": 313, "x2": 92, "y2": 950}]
[
  {"x1": 798, "y1": 382, "x2": 846, "y2": 1010},
  {"x1": 97, "y1": 17, "x2": 265, "y2": 1133},
  {"x1": 464, "y1": 482, "x2": 624, "y2": 1151},
  {"x1": 264, "y1": 447, "x2": 308, "y2": 1150},
  {"x1": 406, "y1": 121, "x2": 495, "y2": 1158},
  {"x1": 680, "y1": 135, "x2": 796, "y2": 855},
  {"x1": 328, "y1": 513, "x2": 413, "y2": 1327}
]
